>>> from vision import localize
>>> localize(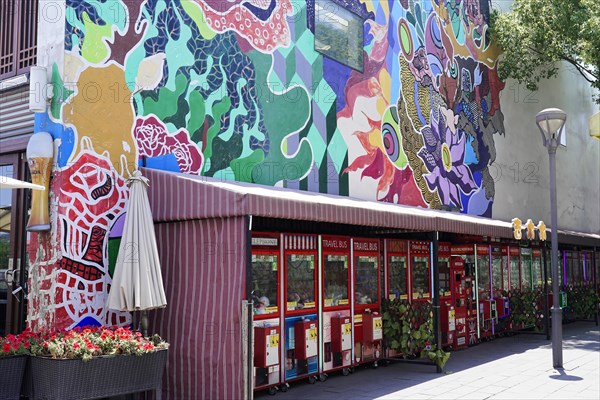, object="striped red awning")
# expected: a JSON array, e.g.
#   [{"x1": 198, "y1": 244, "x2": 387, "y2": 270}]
[{"x1": 143, "y1": 168, "x2": 600, "y2": 245}]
